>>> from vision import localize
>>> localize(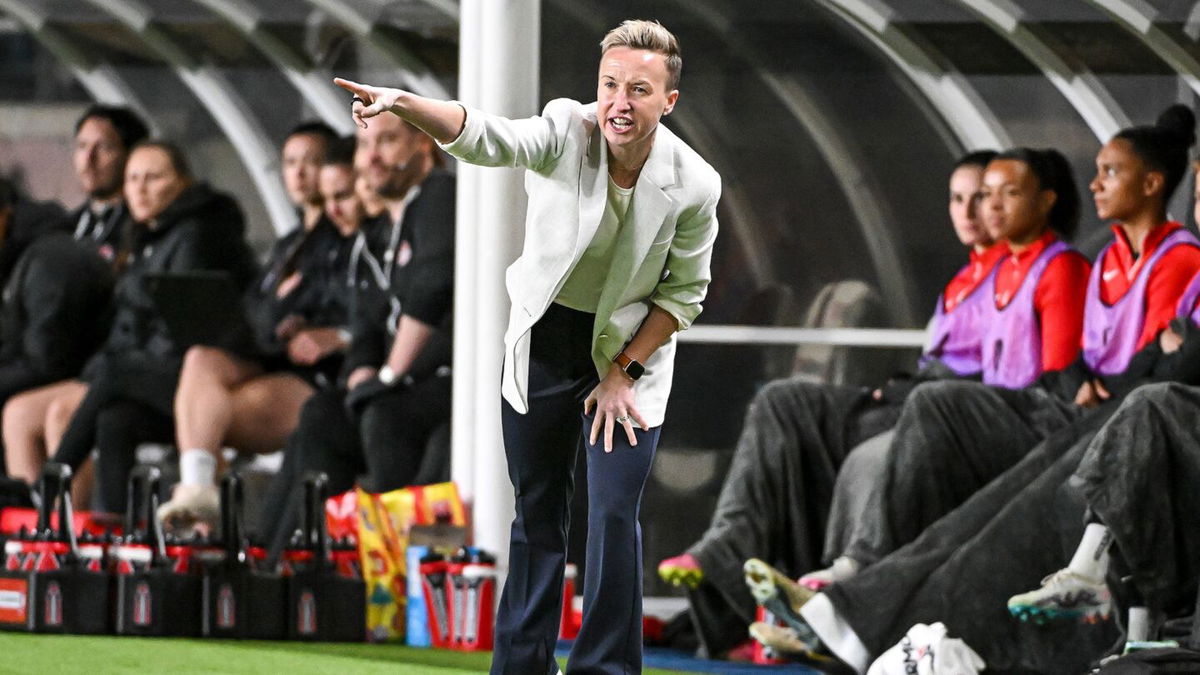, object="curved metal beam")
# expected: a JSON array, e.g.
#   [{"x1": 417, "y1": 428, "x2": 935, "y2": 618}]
[
  {"x1": 668, "y1": 0, "x2": 919, "y2": 323},
  {"x1": 84, "y1": 0, "x2": 296, "y2": 234},
  {"x1": 301, "y1": 0, "x2": 450, "y2": 100},
  {"x1": 1083, "y1": 0, "x2": 1200, "y2": 97},
  {"x1": 956, "y1": 0, "x2": 1130, "y2": 141},
  {"x1": 0, "y1": 0, "x2": 153, "y2": 124},
  {"x1": 417, "y1": 0, "x2": 458, "y2": 22},
  {"x1": 814, "y1": 0, "x2": 1010, "y2": 151},
  {"x1": 190, "y1": 0, "x2": 355, "y2": 134}
]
